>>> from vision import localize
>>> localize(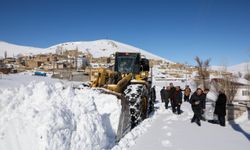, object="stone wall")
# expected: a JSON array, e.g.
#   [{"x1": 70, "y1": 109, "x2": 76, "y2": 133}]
[{"x1": 226, "y1": 104, "x2": 249, "y2": 120}]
